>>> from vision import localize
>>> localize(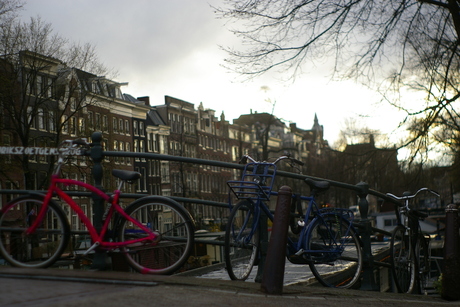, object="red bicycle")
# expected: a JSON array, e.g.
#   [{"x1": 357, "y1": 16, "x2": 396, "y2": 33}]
[{"x1": 0, "y1": 139, "x2": 194, "y2": 274}]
